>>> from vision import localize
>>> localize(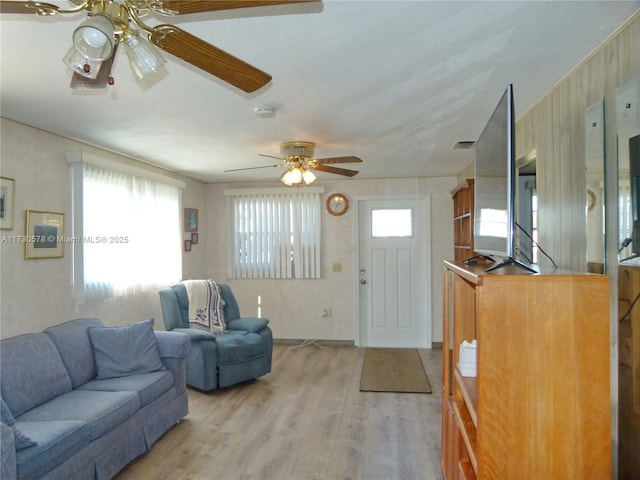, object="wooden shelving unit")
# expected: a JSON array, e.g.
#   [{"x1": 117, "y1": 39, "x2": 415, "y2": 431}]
[
  {"x1": 451, "y1": 179, "x2": 474, "y2": 261},
  {"x1": 441, "y1": 260, "x2": 611, "y2": 480}
]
